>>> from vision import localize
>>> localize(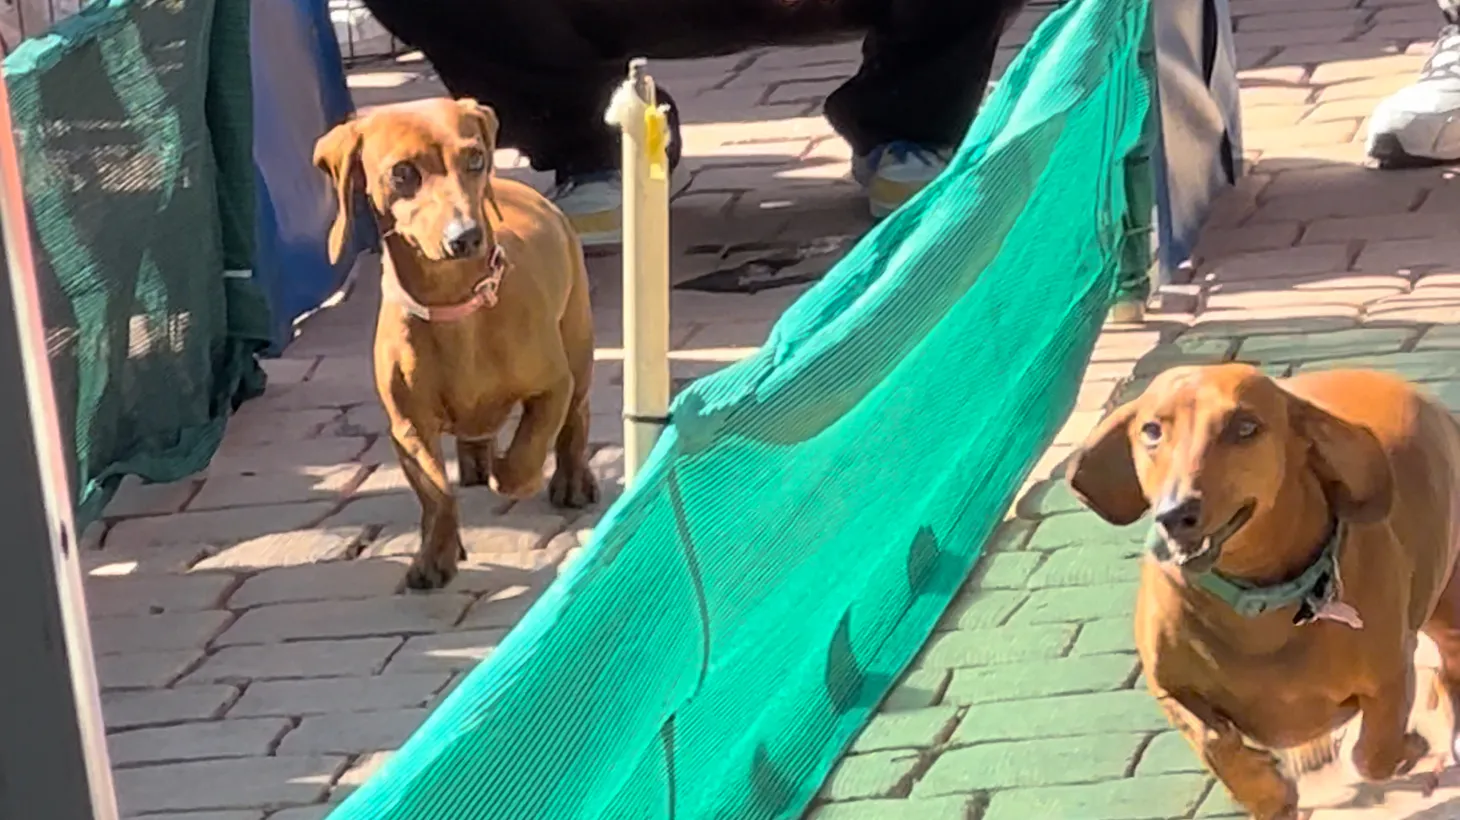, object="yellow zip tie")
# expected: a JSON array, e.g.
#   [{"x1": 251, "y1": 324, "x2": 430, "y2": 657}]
[{"x1": 645, "y1": 104, "x2": 669, "y2": 182}]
